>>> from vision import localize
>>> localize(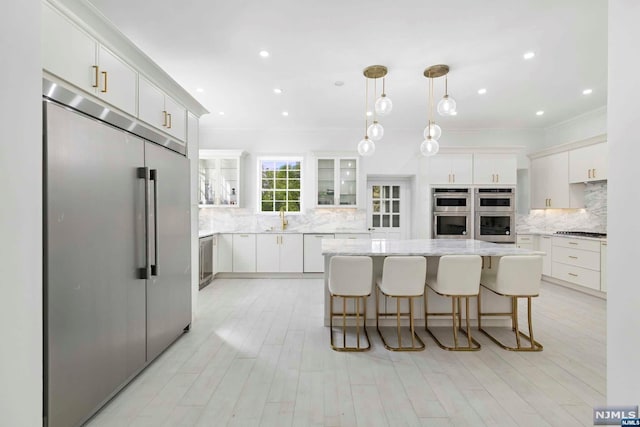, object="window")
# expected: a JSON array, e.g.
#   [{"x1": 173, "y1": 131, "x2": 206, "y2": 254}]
[{"x1": 259, "y1": 158, "x2": 302, "y2": 213}]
